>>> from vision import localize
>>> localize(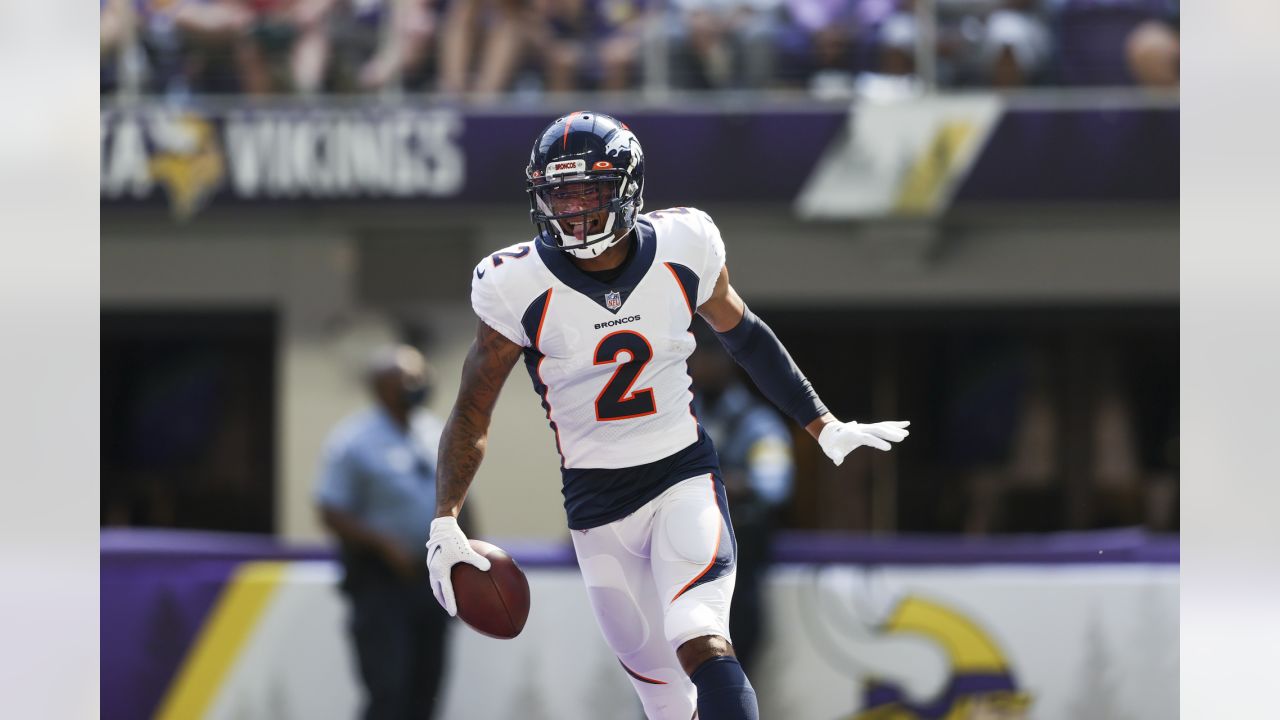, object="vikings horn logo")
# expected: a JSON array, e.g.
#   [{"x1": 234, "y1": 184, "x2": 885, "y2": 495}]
[
  {"x1": 147, "y1": 113, "x2": 225, "y2": 221},
  {"x1": 803, "y1": 570, "x2": 1032, "y2": 720},
  {"x1": 849, "y1": 596, "x2": 1032, "y2": 719}
]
